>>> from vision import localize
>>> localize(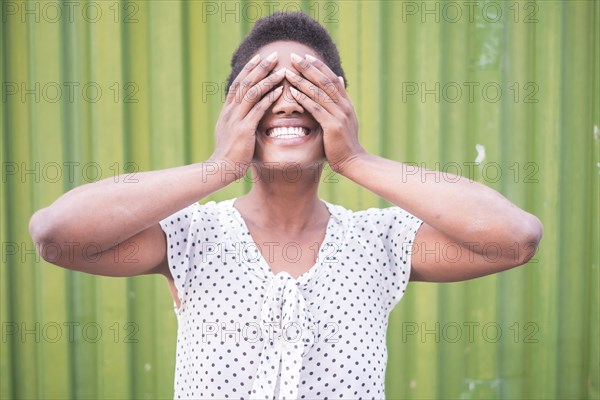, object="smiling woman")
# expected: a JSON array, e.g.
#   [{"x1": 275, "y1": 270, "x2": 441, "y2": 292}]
[{"x1": 28, "y1": 11, "x2": 543, "y2": 400}]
